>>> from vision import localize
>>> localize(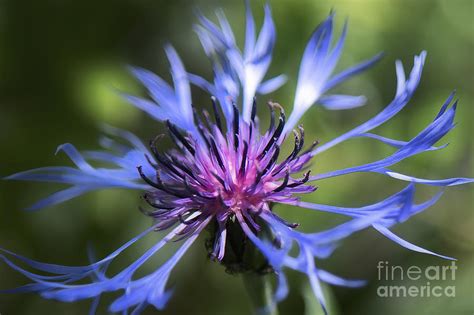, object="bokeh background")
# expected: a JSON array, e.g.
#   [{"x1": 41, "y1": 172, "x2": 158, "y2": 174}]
[{"x1": 0, "y1": 0, "x2": 473, "y2": 314}]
